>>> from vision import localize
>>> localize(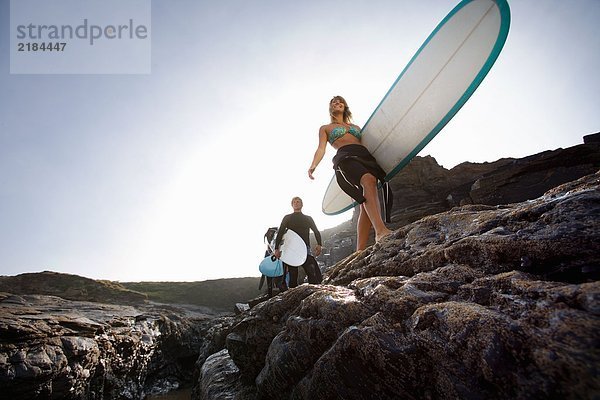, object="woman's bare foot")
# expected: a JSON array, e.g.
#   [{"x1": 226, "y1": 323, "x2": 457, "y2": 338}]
[{"x1": 375, "y1": 228, "x2": 393, "y2": 243}]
